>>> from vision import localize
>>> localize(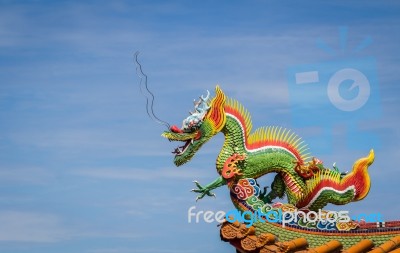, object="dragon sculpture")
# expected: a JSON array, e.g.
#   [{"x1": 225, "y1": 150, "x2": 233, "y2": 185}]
[
  {"x1": 162, "y1": 86, "x2": 400, "y2": 247},
  {"x1": 163, "y1": 86, "x2": 373, "y2": 211}
]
